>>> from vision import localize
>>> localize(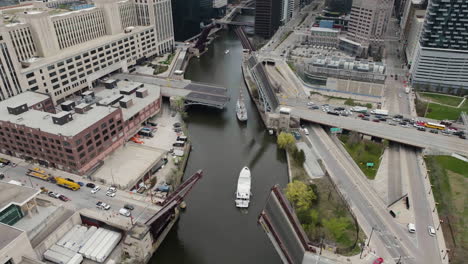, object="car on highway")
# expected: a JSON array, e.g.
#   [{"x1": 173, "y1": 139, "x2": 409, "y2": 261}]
[
  {"x1": 358, "y1": 114, "x2": 365, "y2": 118},
  {"x1": 124, "y1": 204, "x2": 135, "y2": 210},
  {"x1": 58, "y1": 195, "x2": 70, "y2": 202},
  {"x1": 408, "y1": 223, "x2": 416, "y2": 233},
  {"x1": 91, "y1": 186, "x2": 101, "y2": 194},
  {"x1": 96, "y1": 201, "x2": 110, "y2": 210},
  {"x1": 459, "y1": 135, "x2": 466, "y2": 139},
  {"x1": 86, "y1": 183, "x2": 96, "y2": 188},
  {"x1": 362, "y1": 117, "x2": 370, "y2": 121},
  {"x1": 388, "y1": 122, "x2": 396, "y2": 126},
  {"x1": 428, "y1": 226, "x2": 436, "y2": 236},
  {"x1": 306, "y1": 101, "x2": 314, "y2": 106},
  {"x1": 77, "y1": 182, "x2": 85, "y2": 187},
  {"x1": 373, "y1": 257, "x2": 384, "y2": 264},
  {"x1": 107, "y1": 186, "x2": 117, "y2": 193},
  {"x1": 372, "y1": 119, "x2": 380, "y2": 122},
  {"x1": 106, "y1": 191, "x2": 116, "y2": 197},
  {"x1": 417, "y1": 127, "x2": 426, "y2": 132},
  {"x1": 429, "y1": 130, "x2": 439, "y2": 134},
  {"x1": 308, "y1": 105, "x2": 319, "y2": 110}
]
